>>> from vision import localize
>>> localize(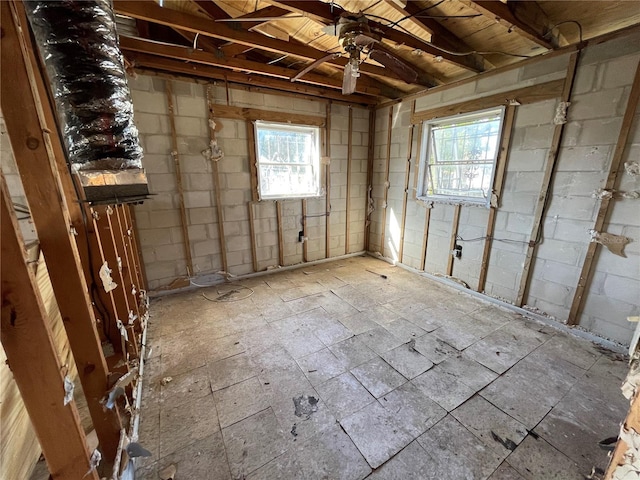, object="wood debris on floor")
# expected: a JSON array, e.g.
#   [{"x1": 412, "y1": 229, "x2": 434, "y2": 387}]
[{"x1": 135, "y1": 256, "x2": 628, "y2": 480}]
